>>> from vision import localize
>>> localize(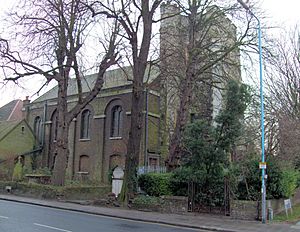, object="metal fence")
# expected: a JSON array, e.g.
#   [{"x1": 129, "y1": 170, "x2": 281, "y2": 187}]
[
  {"x1": 187, "y1": 178, "x2": 231, "y2": 216},
  {"x1": 138, "y1": 166, "x2": 167, "y2": 175}
]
